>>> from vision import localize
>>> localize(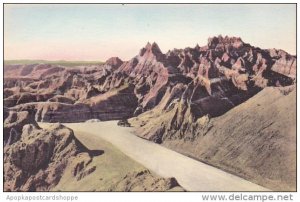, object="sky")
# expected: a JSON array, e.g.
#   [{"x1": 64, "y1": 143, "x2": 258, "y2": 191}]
[{"x1": 4, "y1": 4, "x2": 296, "y2": 61}]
